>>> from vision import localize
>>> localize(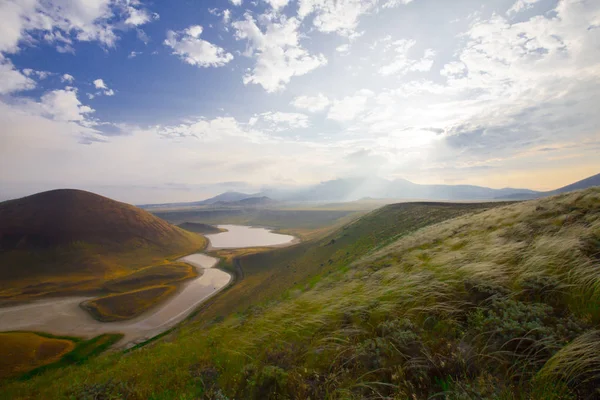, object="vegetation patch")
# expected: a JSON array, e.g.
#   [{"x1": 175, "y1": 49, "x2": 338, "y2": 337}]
[
  {"x1": 103, "y1": 262, "x2": 197, "y2": 293},
  {"x1": 0, "y1": 332, "x2": 75, "y2": 379},
  {"x1": 82, "y1": 285, "x2": 177, "y2": 322},
  {"x1": 177, "y1": 222, "x2": 226, "y2": 234}
]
